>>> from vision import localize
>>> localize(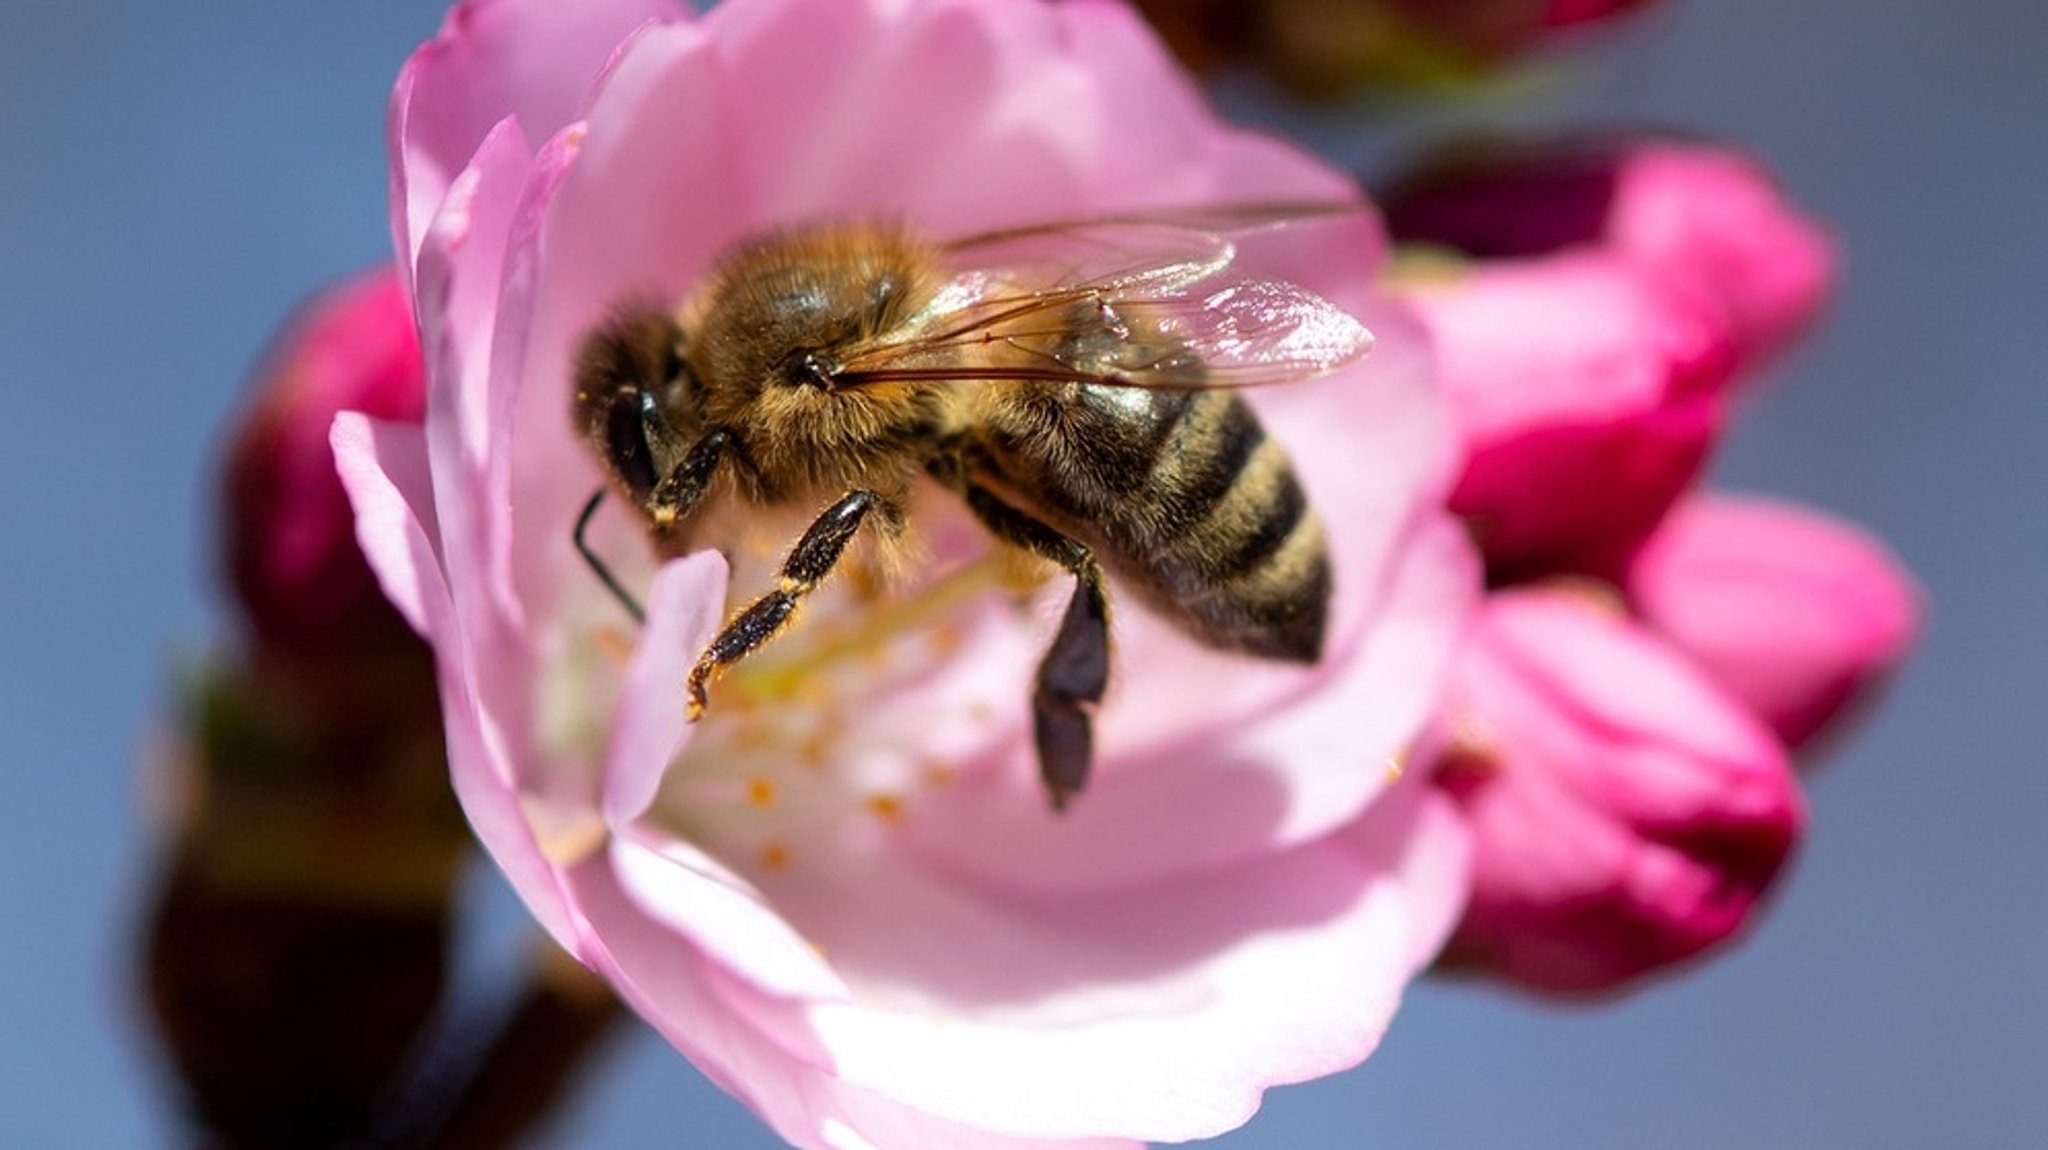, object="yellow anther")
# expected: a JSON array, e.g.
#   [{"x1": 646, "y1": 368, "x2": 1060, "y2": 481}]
[
  {"x1": 746, "y1": 777, "x2": 779, "y2": 808},
  {"x1": 864, "y1": 793, "x2": 906, "y2": 823},
  {"x1": 760, "y1": 842, "x2": 792, "y2": 870},
  {"x1": 593, "y1": 627, "x2": 635, "y2": 667}
]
